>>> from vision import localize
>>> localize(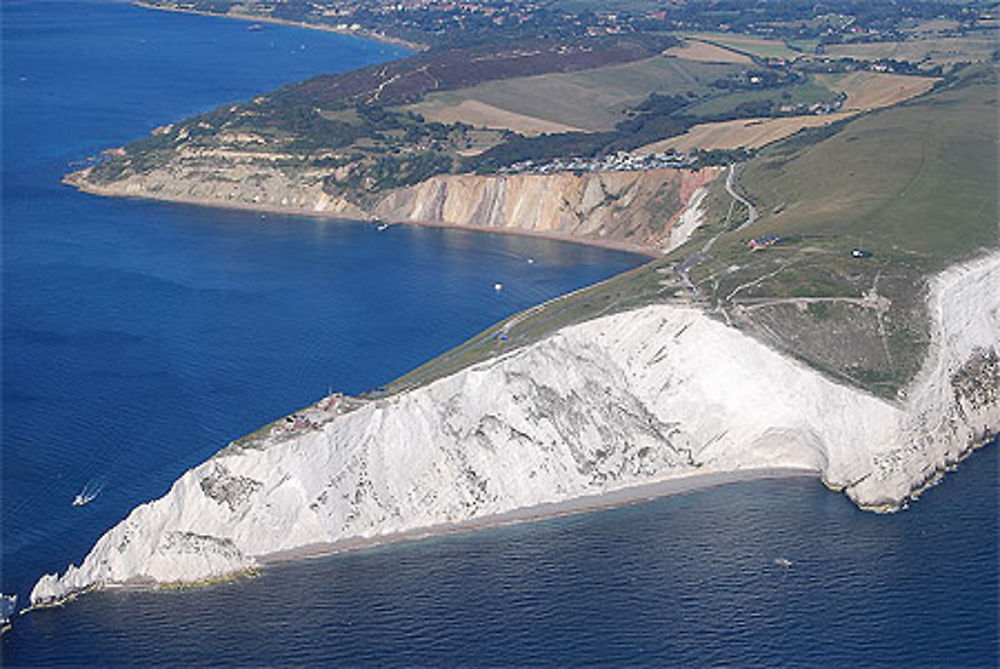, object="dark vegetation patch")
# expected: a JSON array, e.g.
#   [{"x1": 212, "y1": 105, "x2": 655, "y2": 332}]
[{"x1": 272, "y1": 34, "x2": 676, "y2": 110}]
